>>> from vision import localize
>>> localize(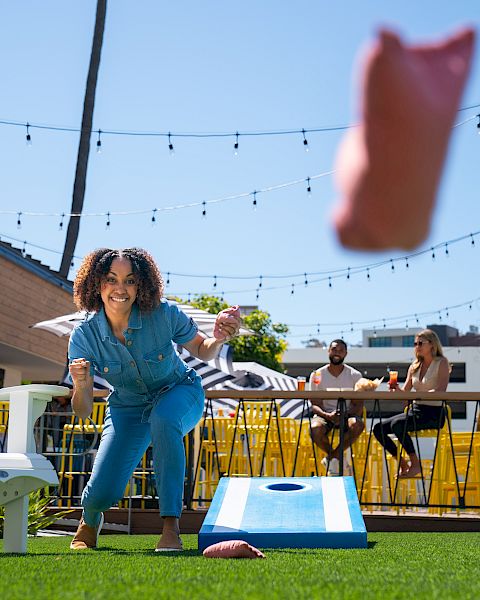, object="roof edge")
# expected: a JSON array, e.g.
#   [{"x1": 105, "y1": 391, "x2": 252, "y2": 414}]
[{"x1": 0, "y1": 240, "x2": 73, "y2": 293}]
